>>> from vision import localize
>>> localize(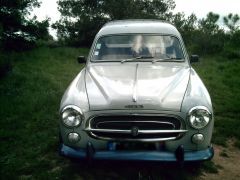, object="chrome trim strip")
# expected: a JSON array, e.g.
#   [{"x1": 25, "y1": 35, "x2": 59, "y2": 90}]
[
  {"x1": 87, "y1": 113, "x2": 184, "y2": 123},
  {"x1": 132, "y1": 63, "x2": 138, "y2": 102},
  {"x1": 188, "y1": 106, "x2": 212, "y2": 116},
  {"x1": 88, "y1": 132, "x2": 179, "y2": 142},
  {"x1": 61, "y1": 105, "x2": 83, "y2": 114},
  {"x1": 85, "y1": 128, "x2": 187, "y2": 134},
  {"x1": 96, "y1": 120, "x2": 176, "y2": 129}
]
